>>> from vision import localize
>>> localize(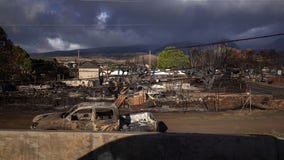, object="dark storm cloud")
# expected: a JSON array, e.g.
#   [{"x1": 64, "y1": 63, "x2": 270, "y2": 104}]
[{"x1": 0, "y1": 0, "x2": 284, "y2": 52}]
